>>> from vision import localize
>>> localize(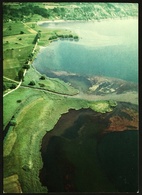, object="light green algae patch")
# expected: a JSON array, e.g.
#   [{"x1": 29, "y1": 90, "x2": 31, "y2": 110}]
[{"x1": 89, "y1": 100, "x2": 117, "y2": 113}]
